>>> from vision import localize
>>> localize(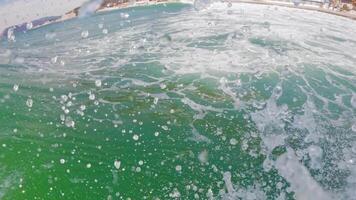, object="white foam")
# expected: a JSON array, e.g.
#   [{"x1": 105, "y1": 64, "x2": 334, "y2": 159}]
[{"x1": 275, "y1": 148, "x2": 332, "y2": 200}]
